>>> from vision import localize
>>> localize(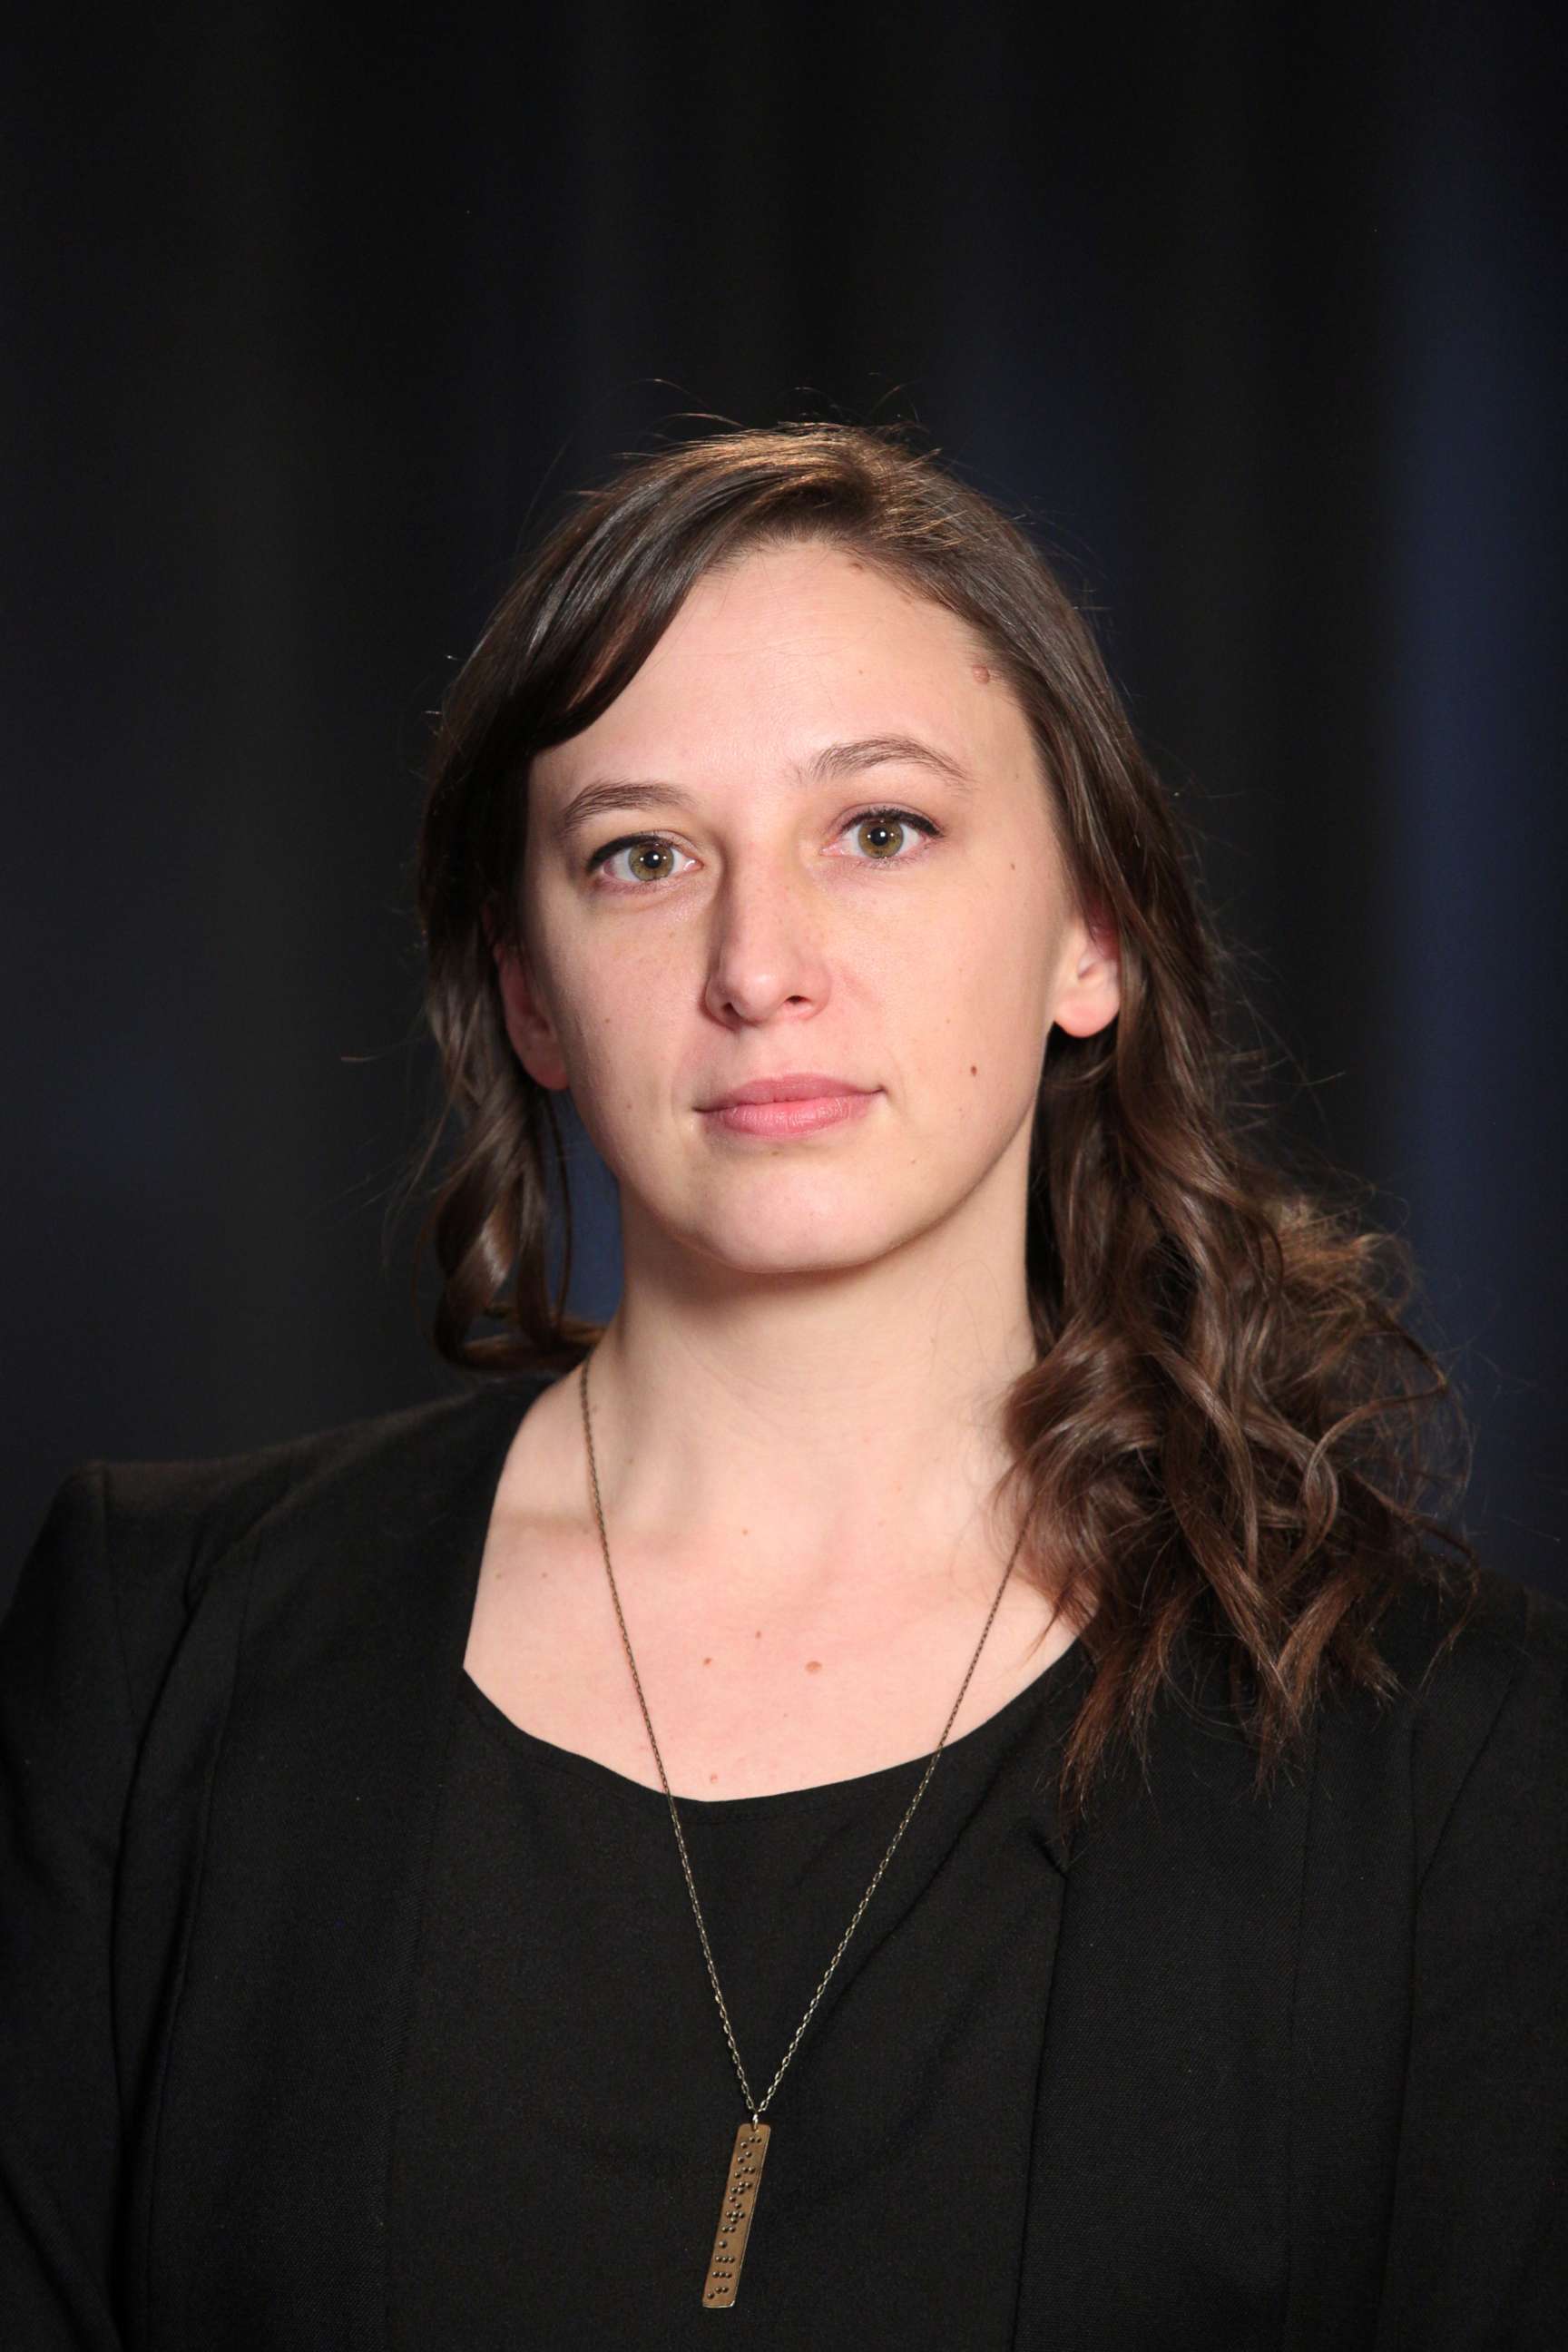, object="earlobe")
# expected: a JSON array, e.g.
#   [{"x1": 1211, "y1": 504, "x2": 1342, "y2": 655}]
[{"x1": 1054, "y1": 906, "x2": 1121, "y2": 1038}]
